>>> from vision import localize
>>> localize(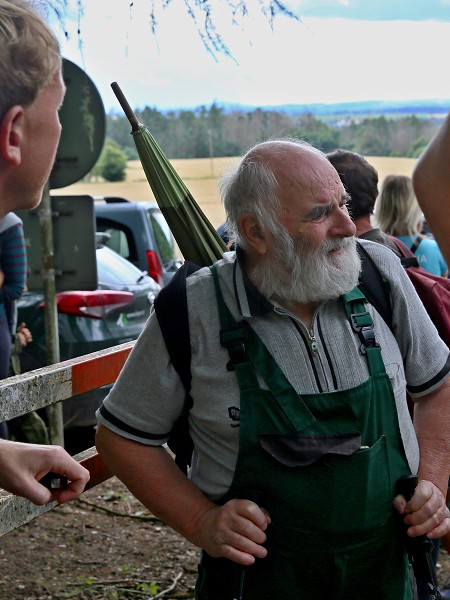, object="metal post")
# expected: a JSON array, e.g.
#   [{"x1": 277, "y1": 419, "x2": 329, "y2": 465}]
[
  {"x1": 208, "y1": 129, "x2": 214, "y2": 178},
  {"x1": 37, "y1": 184, "x2": 64, "y2": 446}
]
